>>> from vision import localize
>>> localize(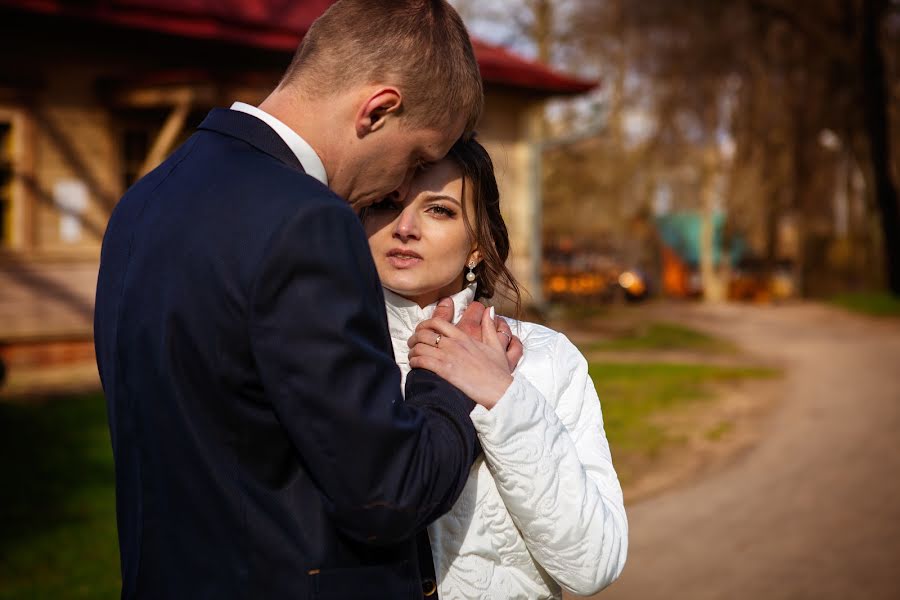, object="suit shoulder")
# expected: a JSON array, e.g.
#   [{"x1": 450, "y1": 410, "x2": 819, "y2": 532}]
[{"x1": 230, "y1": 149, "x2": 344, "y2": 214}]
